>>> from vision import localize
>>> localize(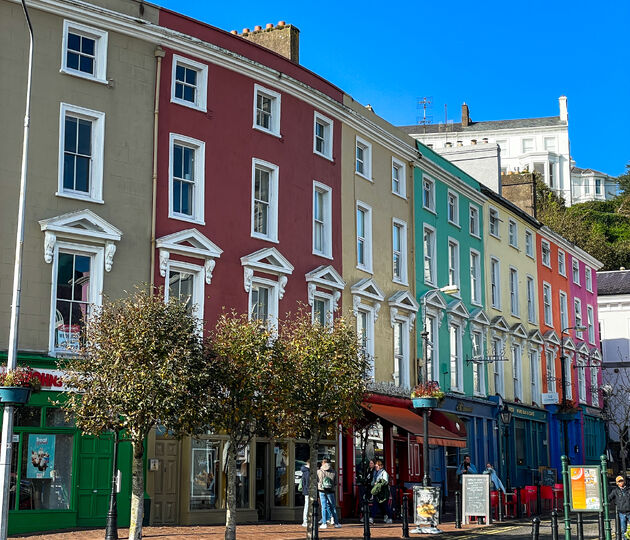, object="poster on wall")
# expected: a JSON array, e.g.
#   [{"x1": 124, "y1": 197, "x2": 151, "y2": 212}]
[
  {"x1": 411, "y1": 485, "x2": 441, "y2": 533},
  {"x1": 27, "y1": 434, "x2": 56, "y2": 479},
  {"x1": 569, "y1": 466, "x2": 602, "y2": 512},
  {"x1": 191, "y1": 445, "x2": 217, "y2": 505}
]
